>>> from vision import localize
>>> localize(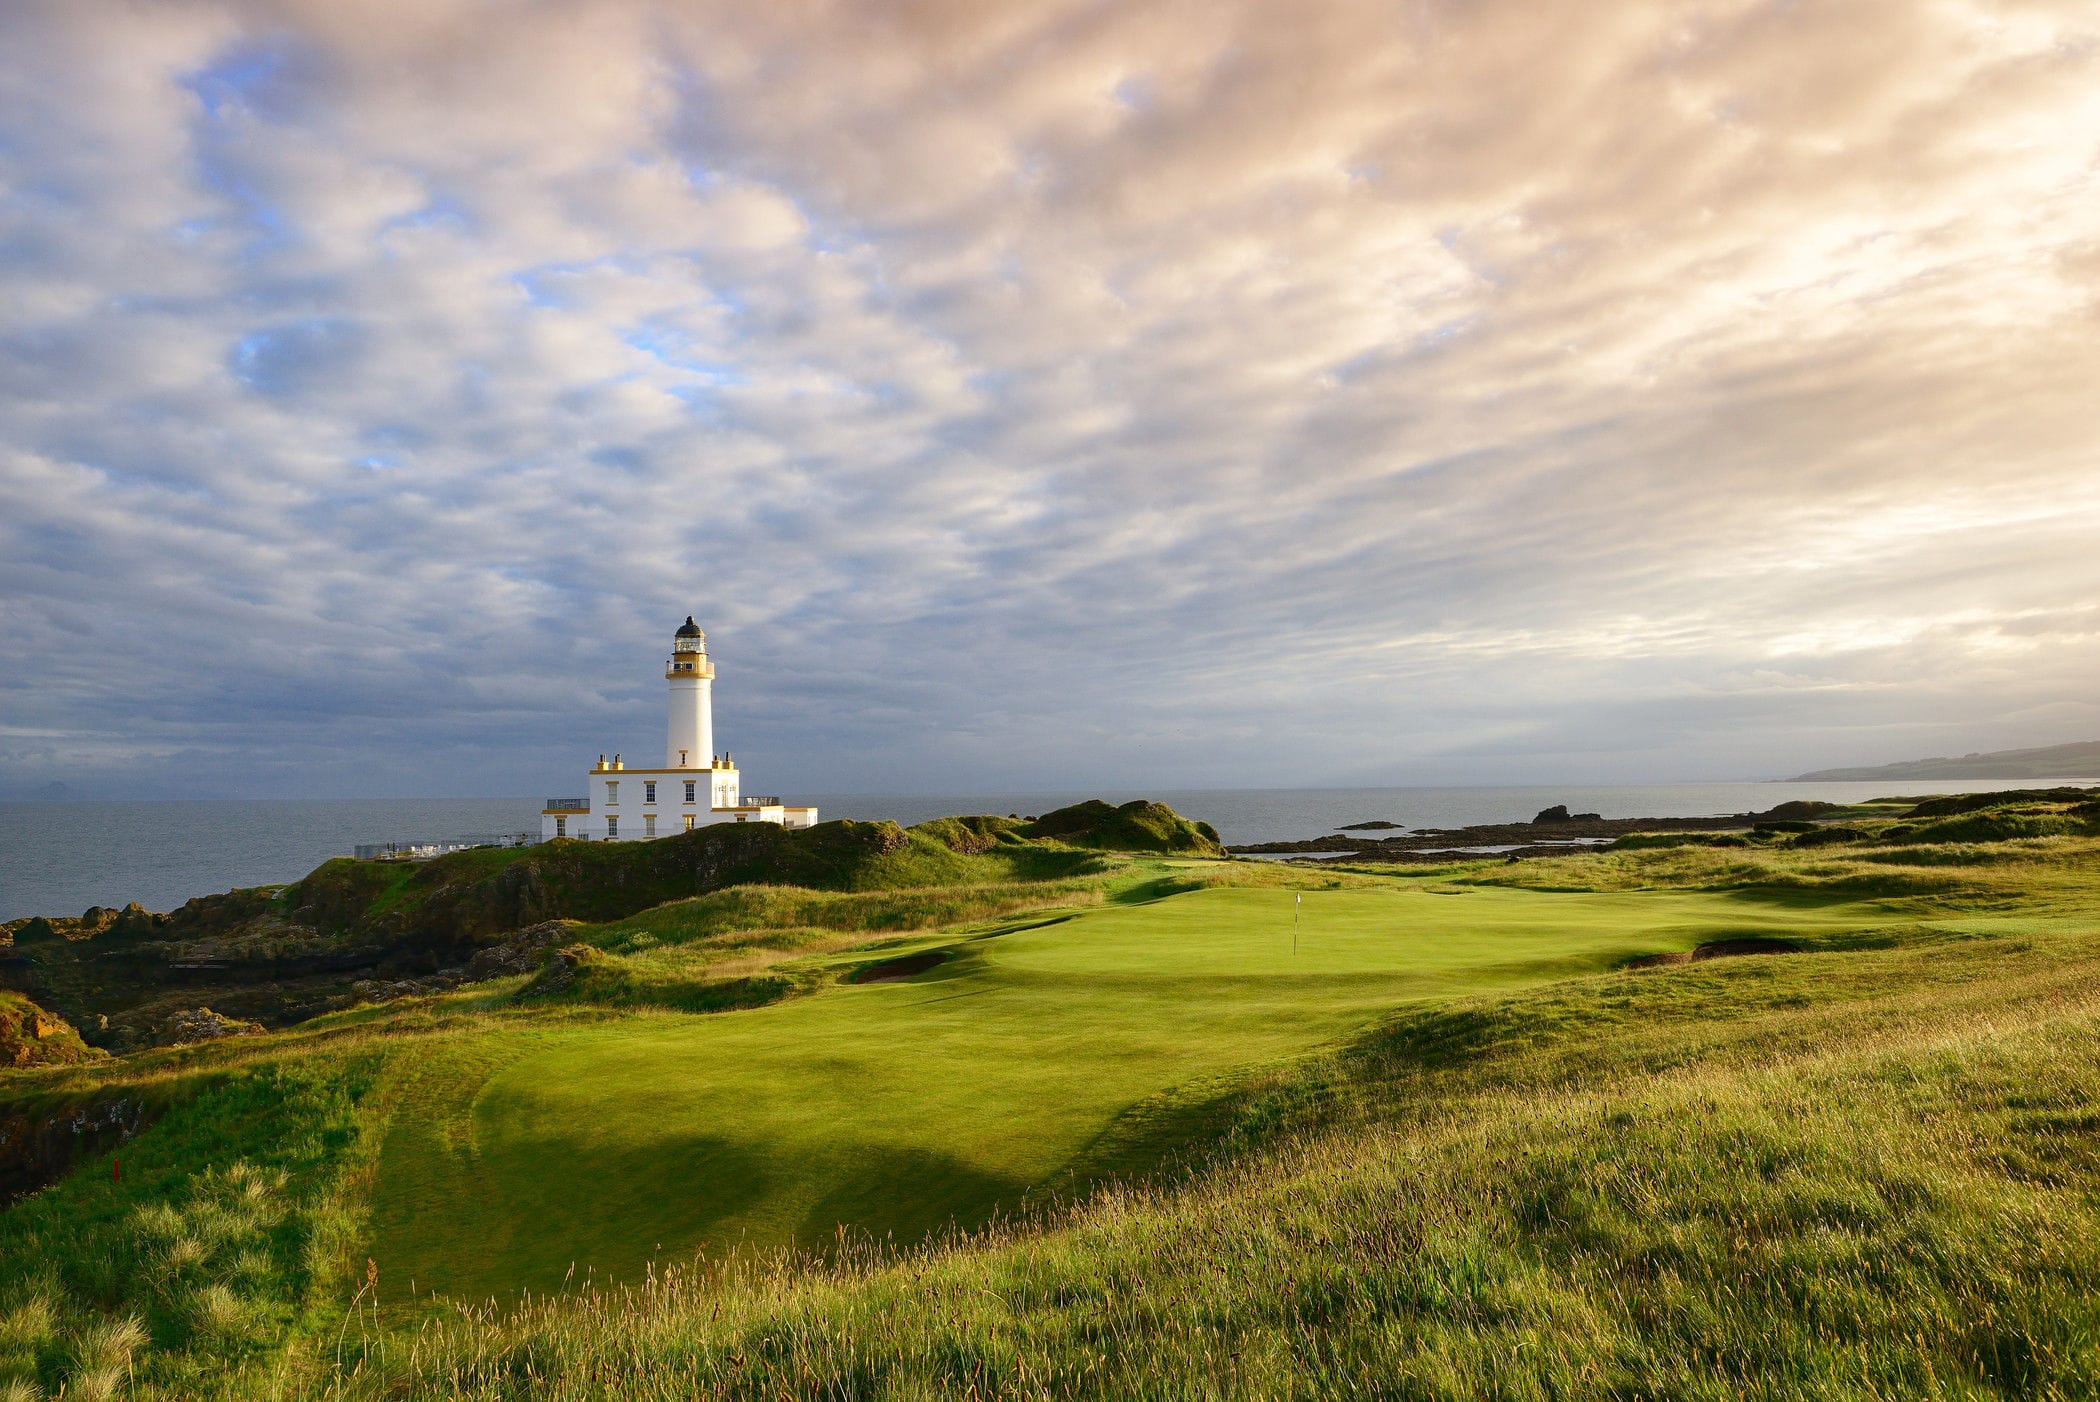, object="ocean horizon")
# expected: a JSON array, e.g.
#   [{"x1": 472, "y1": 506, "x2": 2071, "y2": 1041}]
[{"x1": 5, "y1": 777, "x2": 2094, "y2": 923}]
